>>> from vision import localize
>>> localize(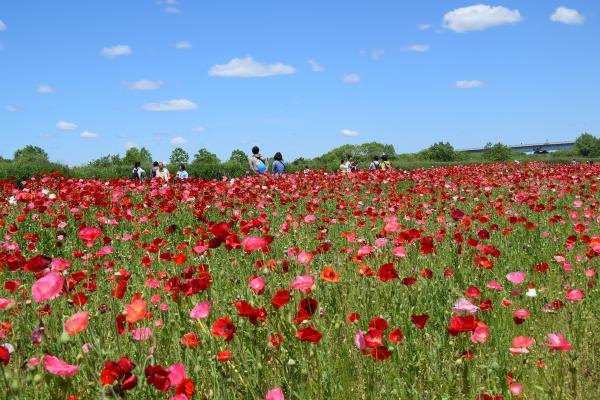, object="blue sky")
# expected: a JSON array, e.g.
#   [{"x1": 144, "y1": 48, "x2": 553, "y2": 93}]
[{"x1": 1, "y1": 1, "x2": 599, "y2": 165}]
